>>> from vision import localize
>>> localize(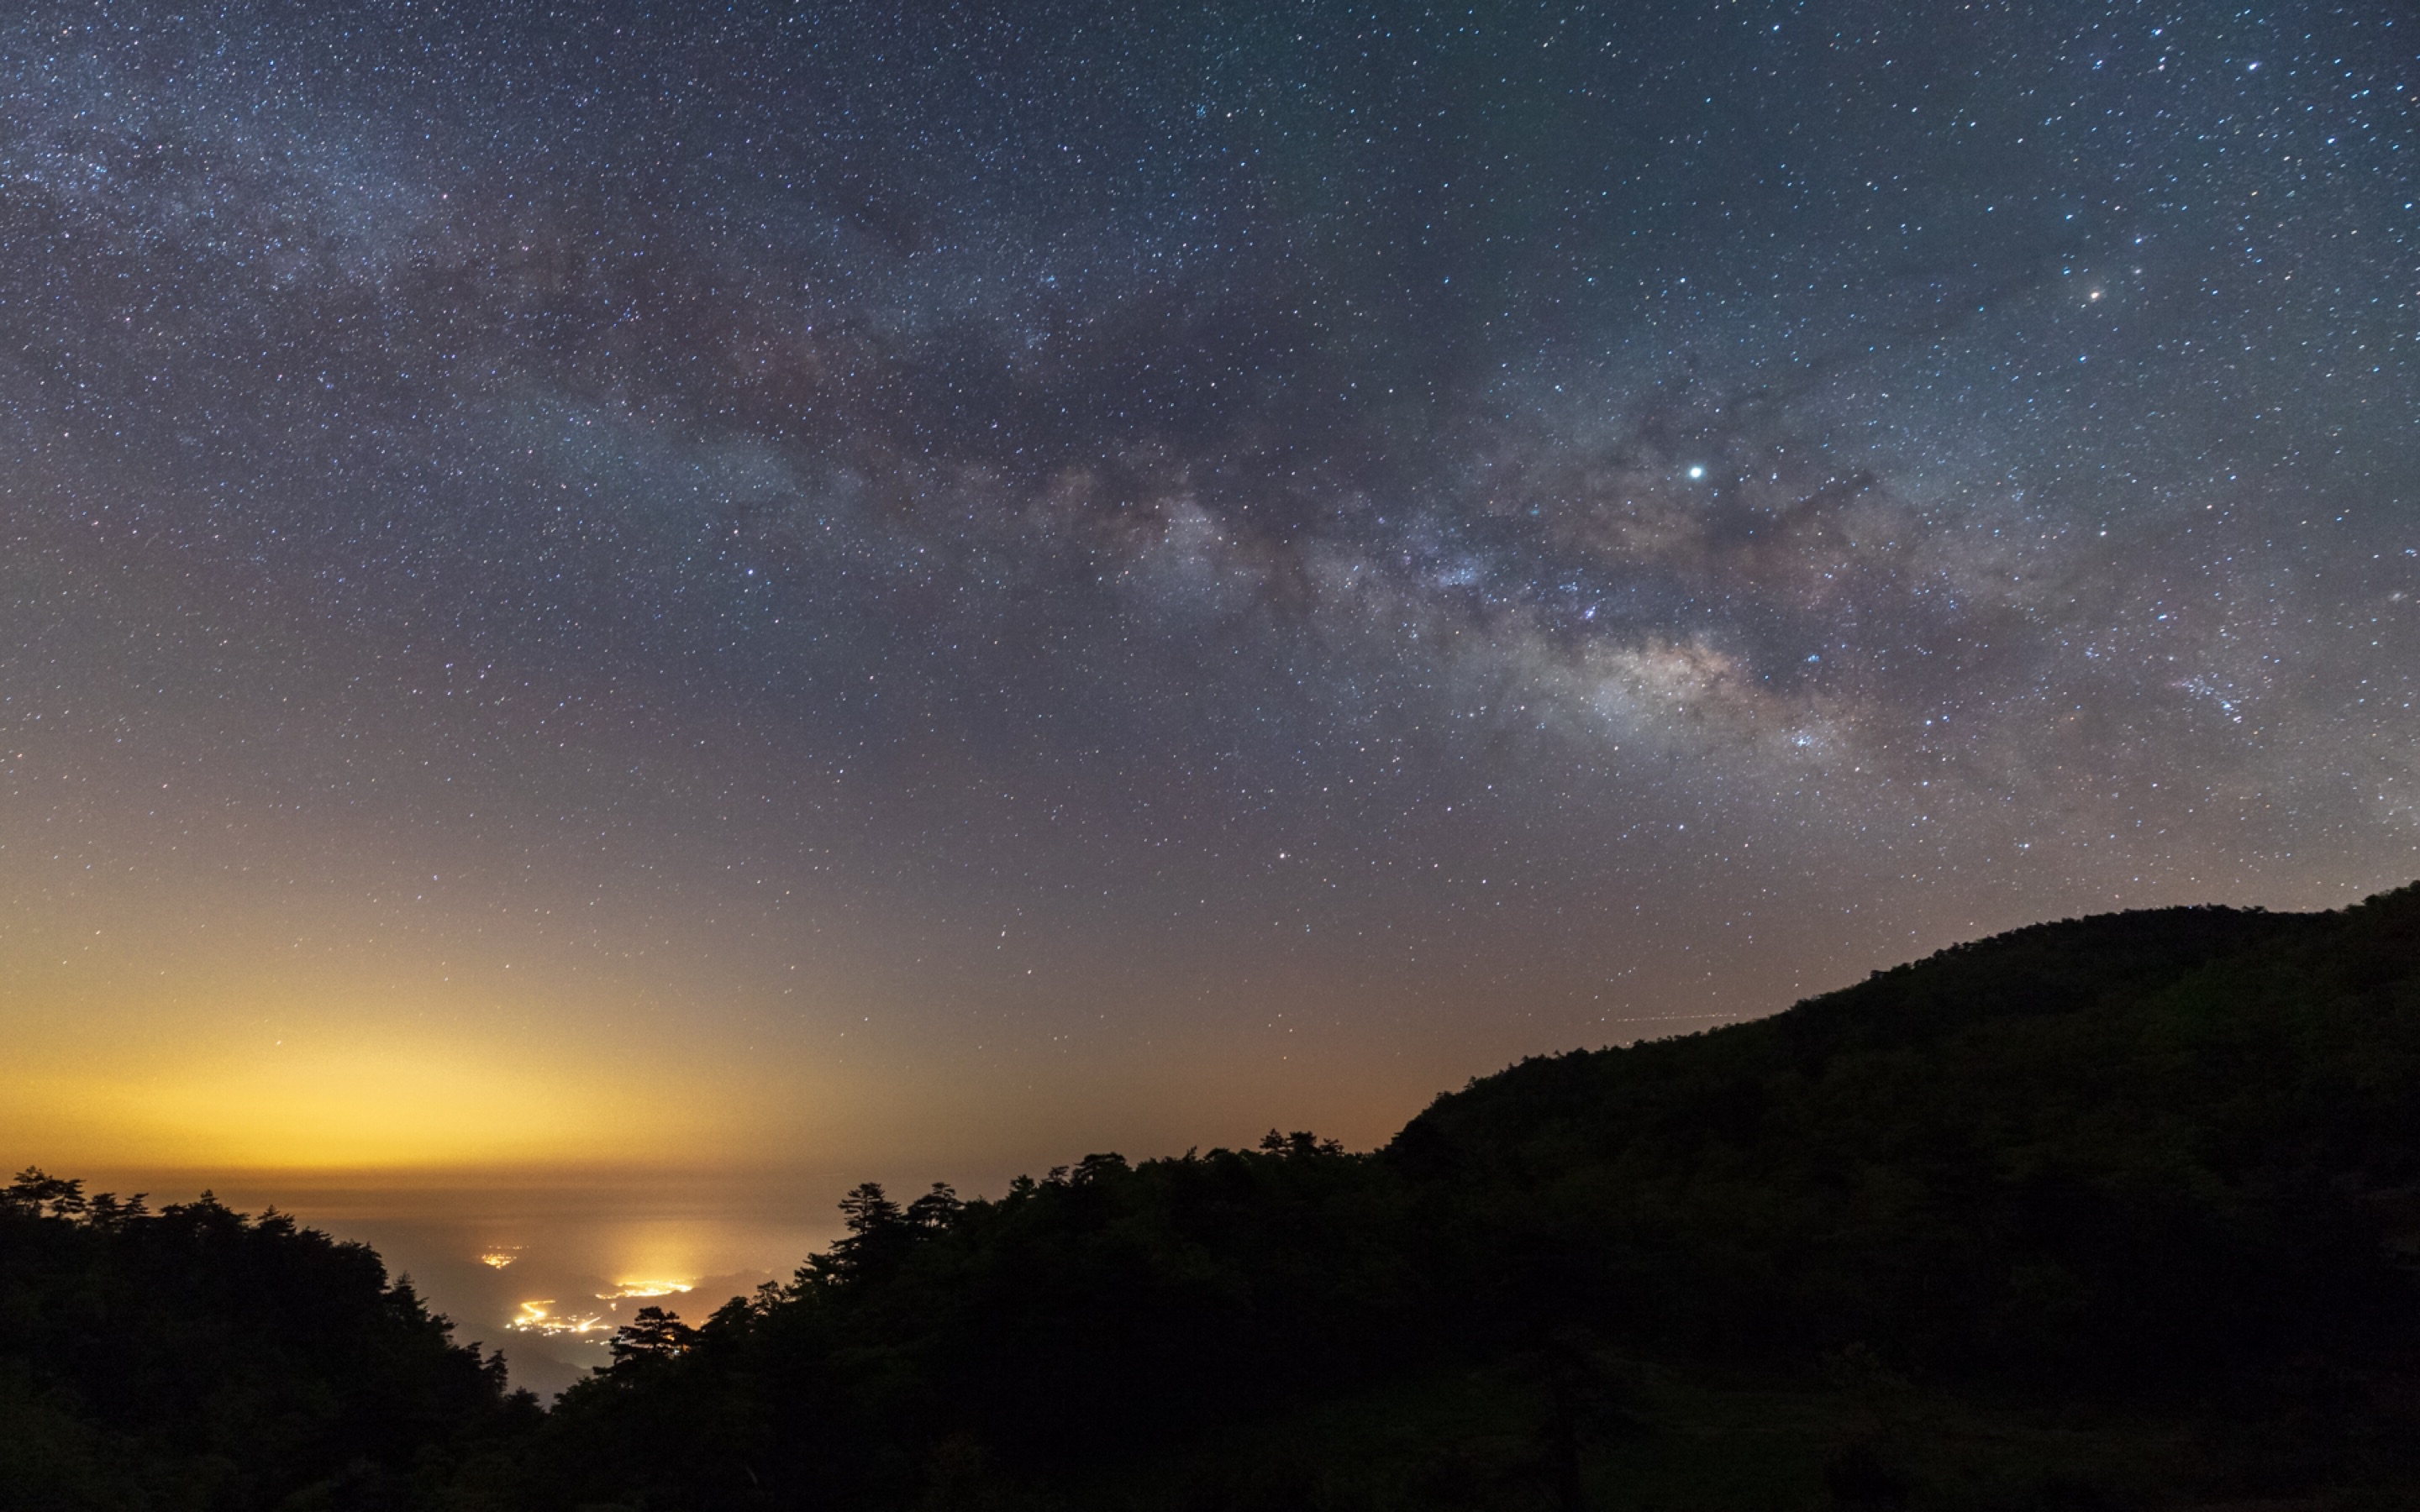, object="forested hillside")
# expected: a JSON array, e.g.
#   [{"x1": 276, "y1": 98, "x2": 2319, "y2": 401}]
[
  {"x1": 8, "y1": 884, "x2": 2417, "y2": 1509},
  {"x1": 0, "y1": 1177, "x2": 534, "y2": 1509}
]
